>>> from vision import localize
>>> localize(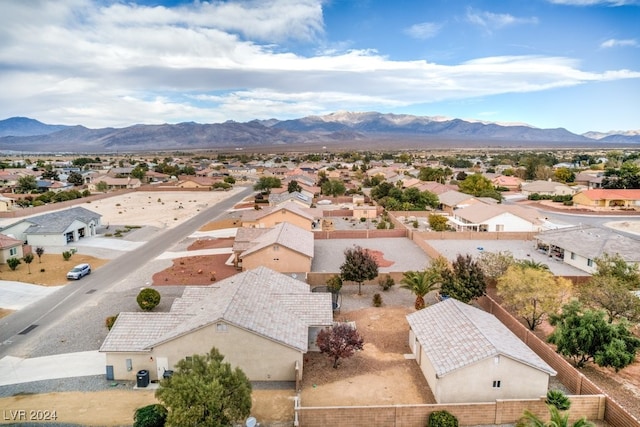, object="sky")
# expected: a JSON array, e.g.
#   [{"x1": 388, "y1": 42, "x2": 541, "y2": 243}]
[{"x1": 0, "y1": 0, "x2": 639, "y2": 134}]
